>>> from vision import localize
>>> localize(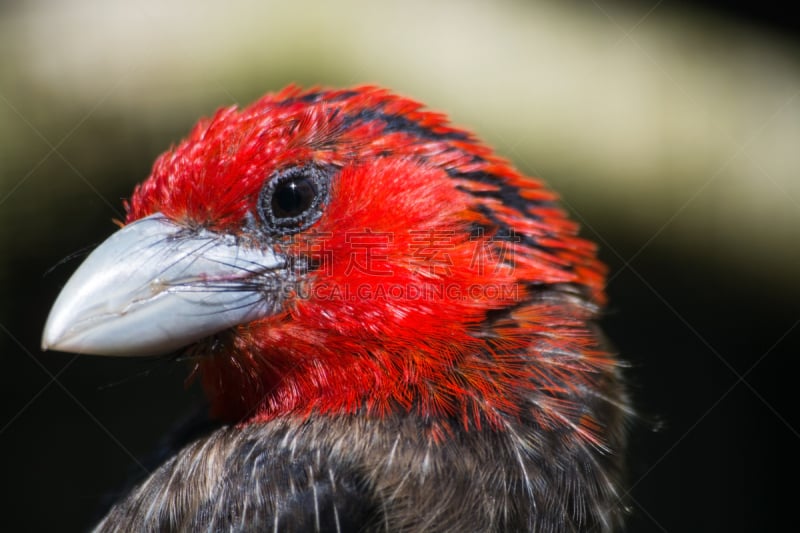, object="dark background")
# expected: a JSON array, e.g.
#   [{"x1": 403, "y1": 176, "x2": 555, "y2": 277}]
[{"x1": 2, "y1": 1, "x2": 797, "y2": 531}]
